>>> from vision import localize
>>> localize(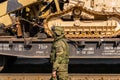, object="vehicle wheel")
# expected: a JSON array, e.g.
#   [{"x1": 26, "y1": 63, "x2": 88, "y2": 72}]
[{"x1": 0, "y1": 56, "x2": 6, "y2": 71}]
